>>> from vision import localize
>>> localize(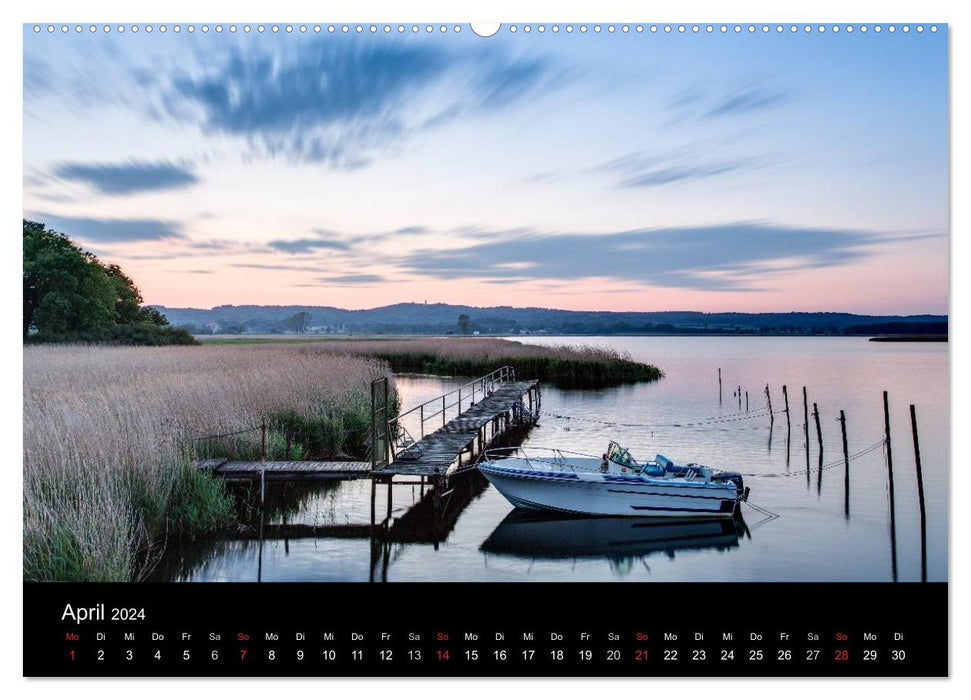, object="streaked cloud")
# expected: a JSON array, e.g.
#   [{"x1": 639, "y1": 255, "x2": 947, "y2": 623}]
[
  {"x1": 27, "y1": 212, "x2": 183, "y2": 243},
  {"x1": 317, "y1": 274, "x2": 386, "y2": 284},
  {"x1": 599, "y1": 146, "x2": 769, "y2": 189},
  {"x1": 400, "y1": 223, "x2": 887, "y2": 291},
  {"x1": 158, "y1": 41, "x2": 558, "y2": 168},
  {"x1": 54, "y1": 160, "x2": 198, "y2": 195}
]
